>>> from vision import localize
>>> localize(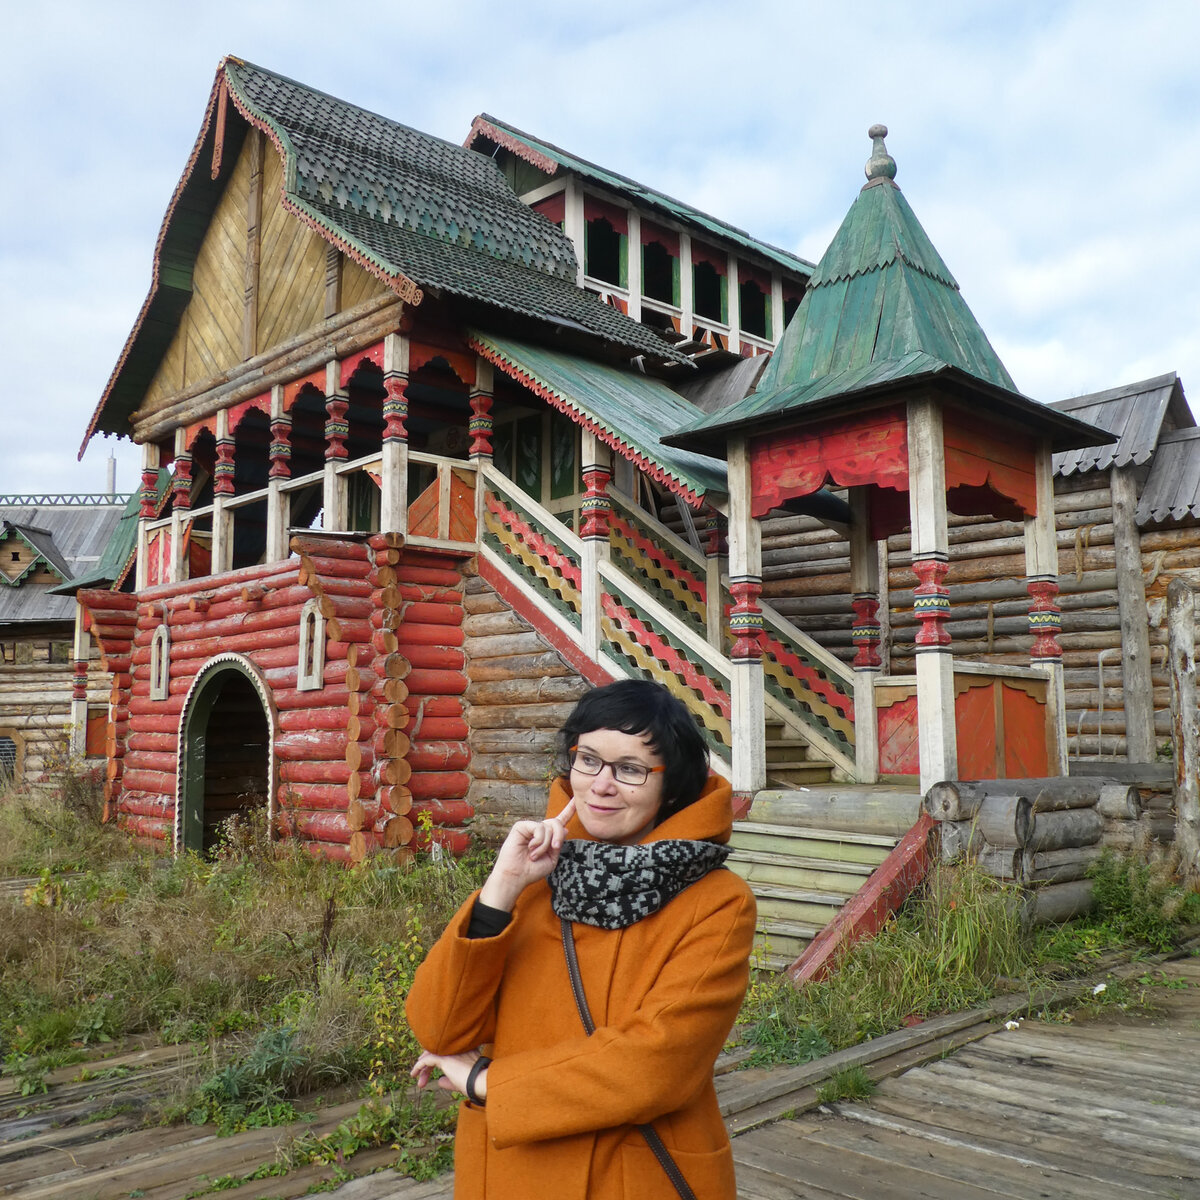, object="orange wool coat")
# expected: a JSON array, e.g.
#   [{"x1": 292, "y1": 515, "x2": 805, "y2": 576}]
[{"x1": 405, "y1": 774, "x2": 756, "y2": 1200}]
